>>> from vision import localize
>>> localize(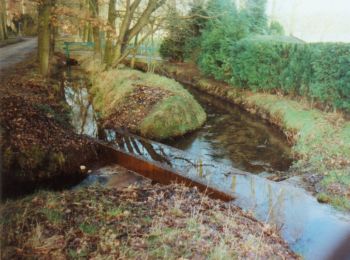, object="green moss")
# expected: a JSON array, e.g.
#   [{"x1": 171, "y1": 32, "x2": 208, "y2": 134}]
[
  {"x1": 41, "y1": 208, "x2": 63, "y2": 223},
  {"x1": 317, "y1": 193, "x2": 331, "y2": 204},
  {"x1": 18, "y1": 145, "x2": 46, "y2": 170},
  {"x1": 79, "y1": 223, "x2": 98, "y2": 235},
  {"x1": 107, "y1": 207, "x2": 124, "y2": 217},
  {"x1": 68, "y1": 249, "x2": 88, "y2": 259},
  {"x1": 2, "y1": 147, "x2": 14, "y2": 170},
  {"x1": 47, "y1": 152, "x2": 66, "y2": 172},
  {"x1": 141, "y1": 95, "x2": 206, "y2": 139}
]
